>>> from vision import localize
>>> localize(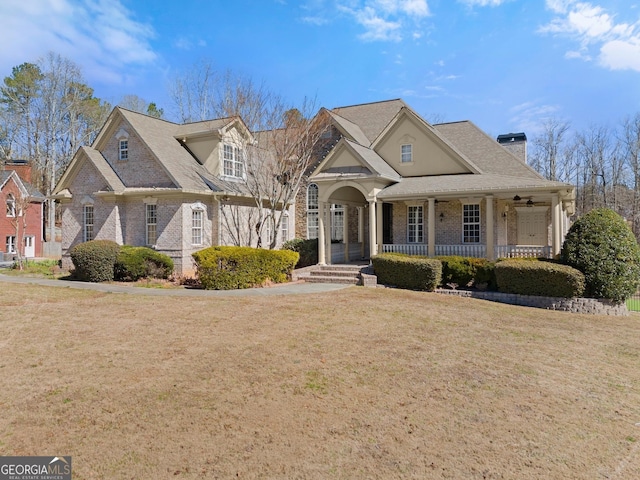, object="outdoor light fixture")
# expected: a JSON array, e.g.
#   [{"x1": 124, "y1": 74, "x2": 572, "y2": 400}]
[{"x1": 439, "y1": 212, "x2": 445, "y2": 222}]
